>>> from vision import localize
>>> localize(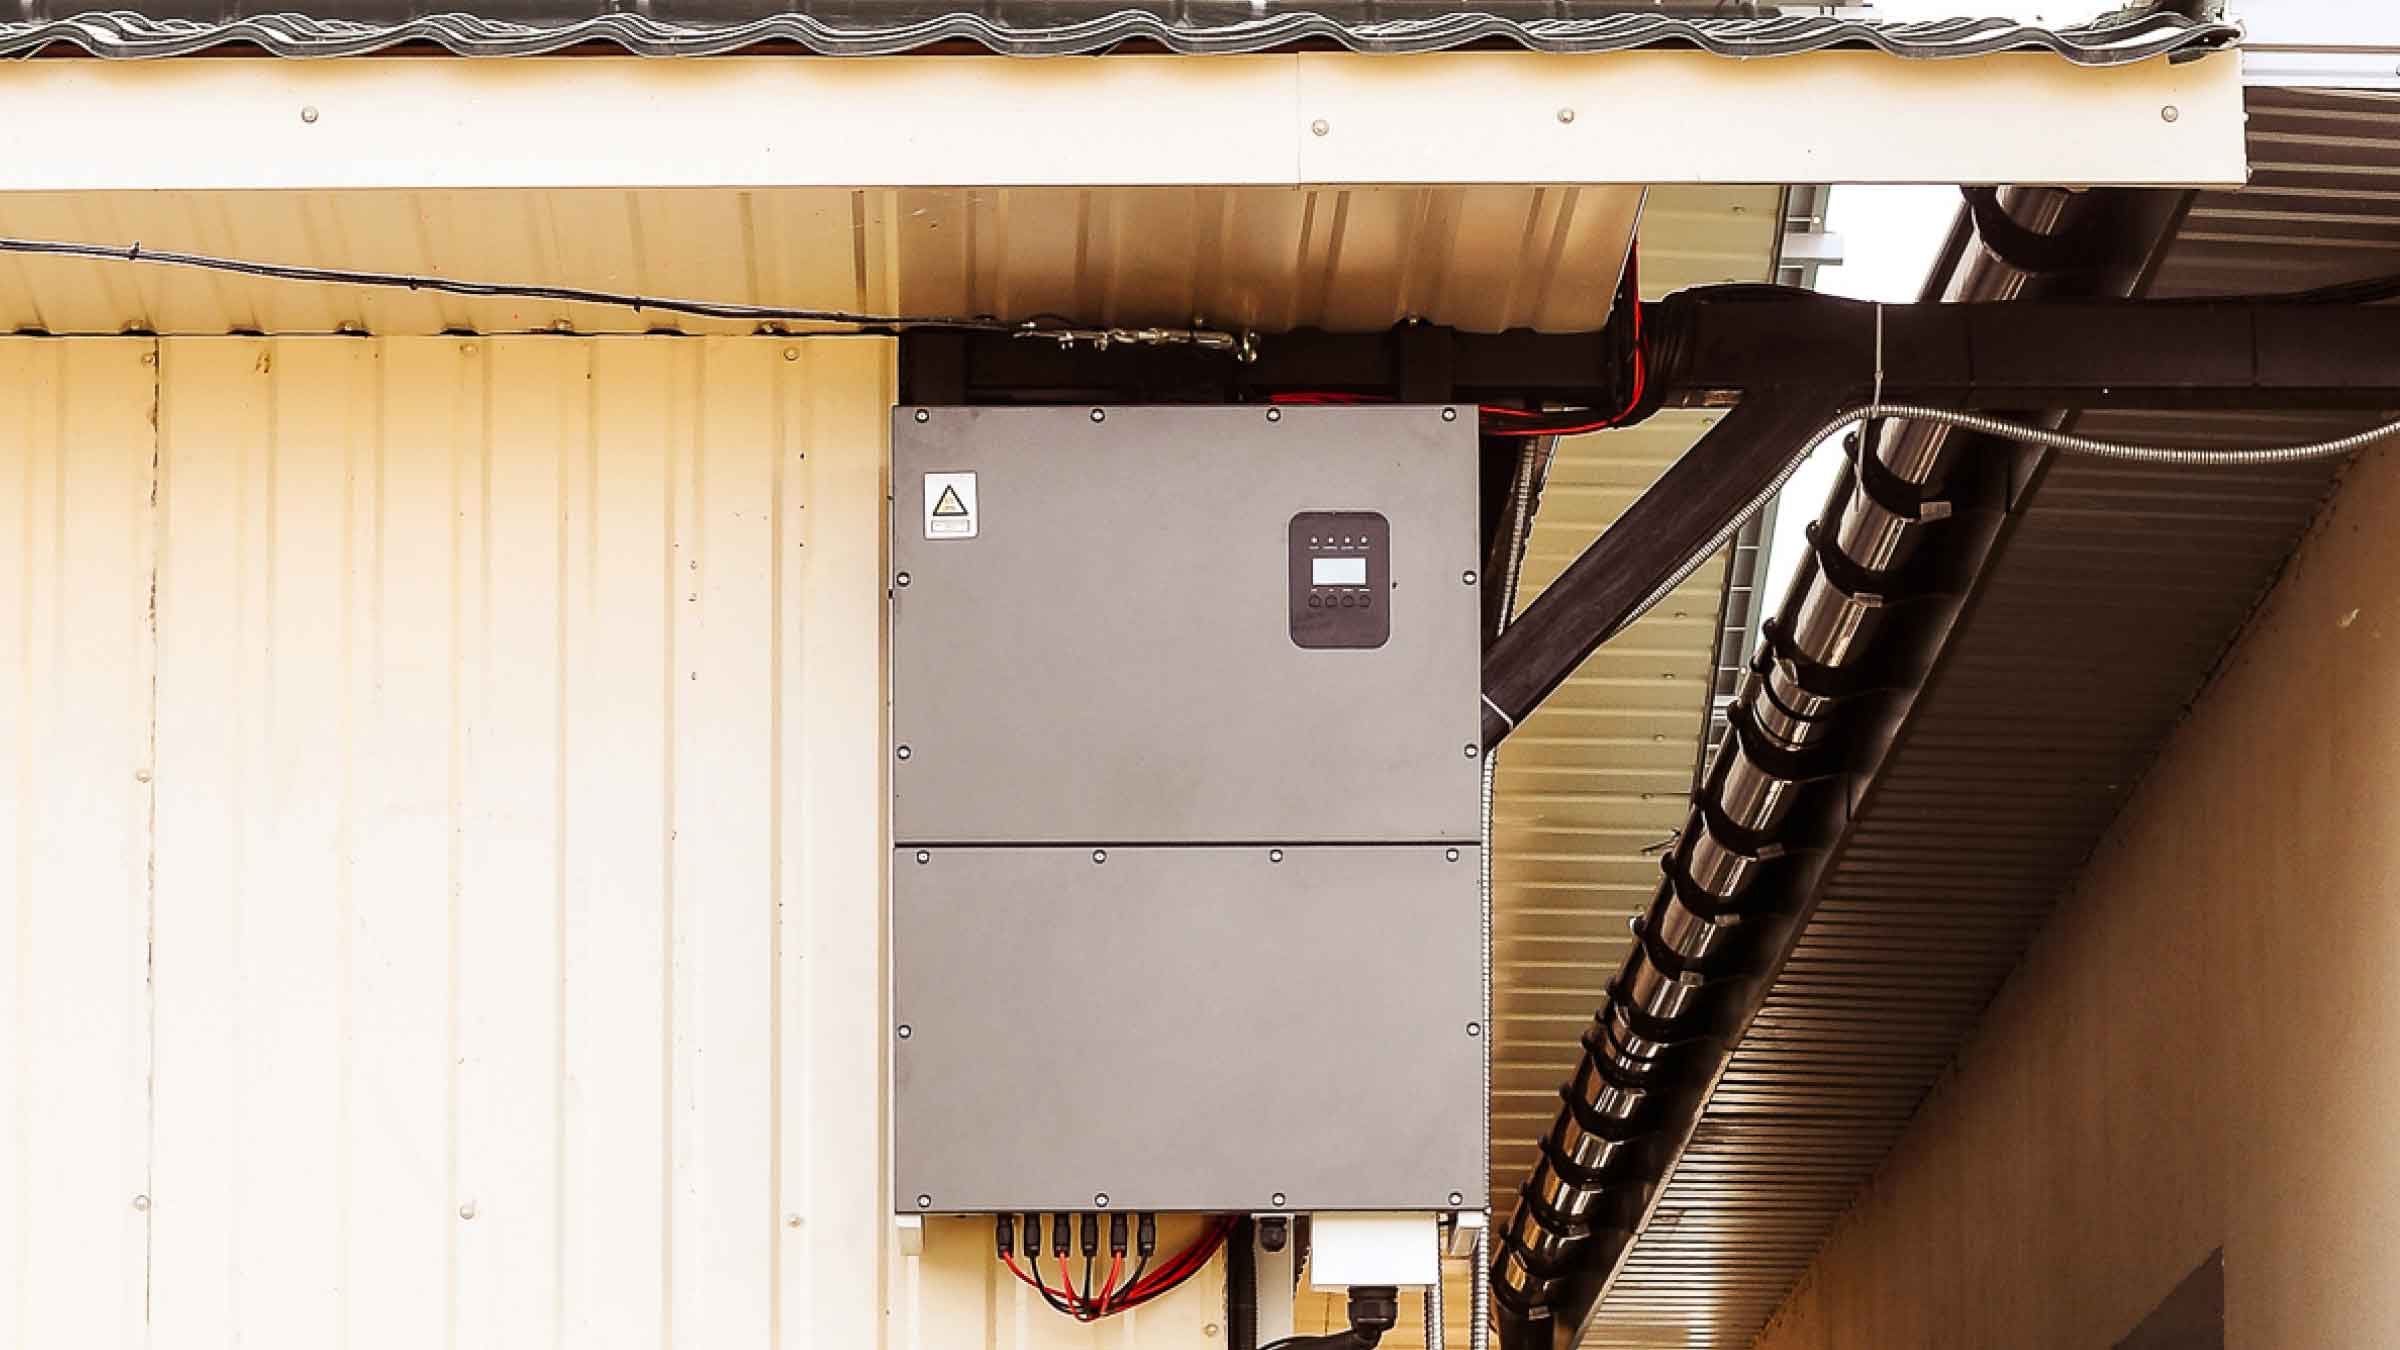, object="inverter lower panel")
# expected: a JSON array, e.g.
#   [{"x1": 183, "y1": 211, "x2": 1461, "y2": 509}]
[{"x1": 892, "y1": 844, "x2": 1486, "y2": 1214}]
